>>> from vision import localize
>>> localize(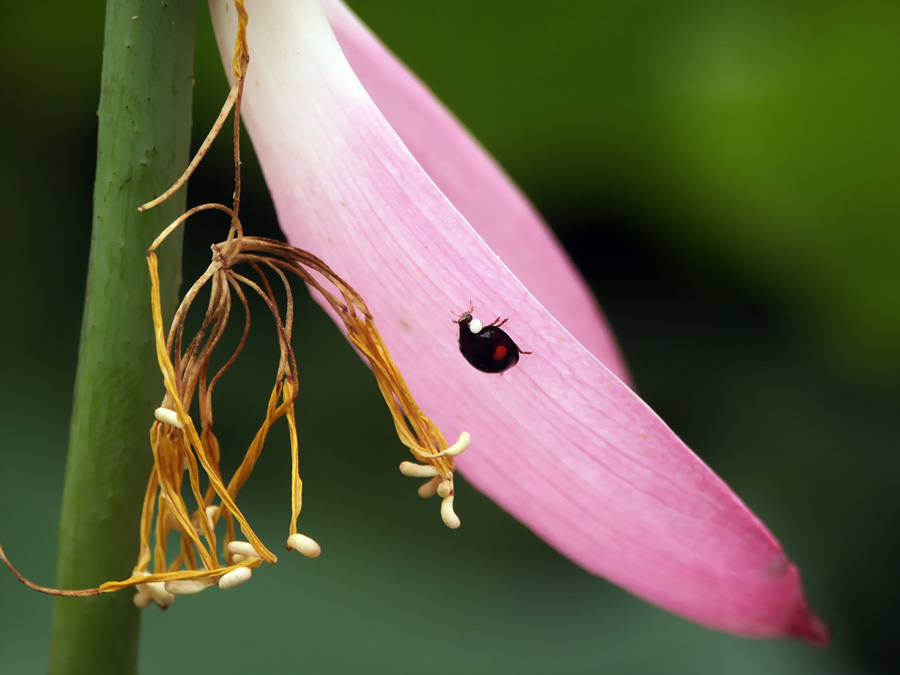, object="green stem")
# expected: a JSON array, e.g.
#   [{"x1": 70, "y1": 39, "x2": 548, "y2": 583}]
[{"x1": 48, "y1": 2, "x2": 195, "y2": 673}]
